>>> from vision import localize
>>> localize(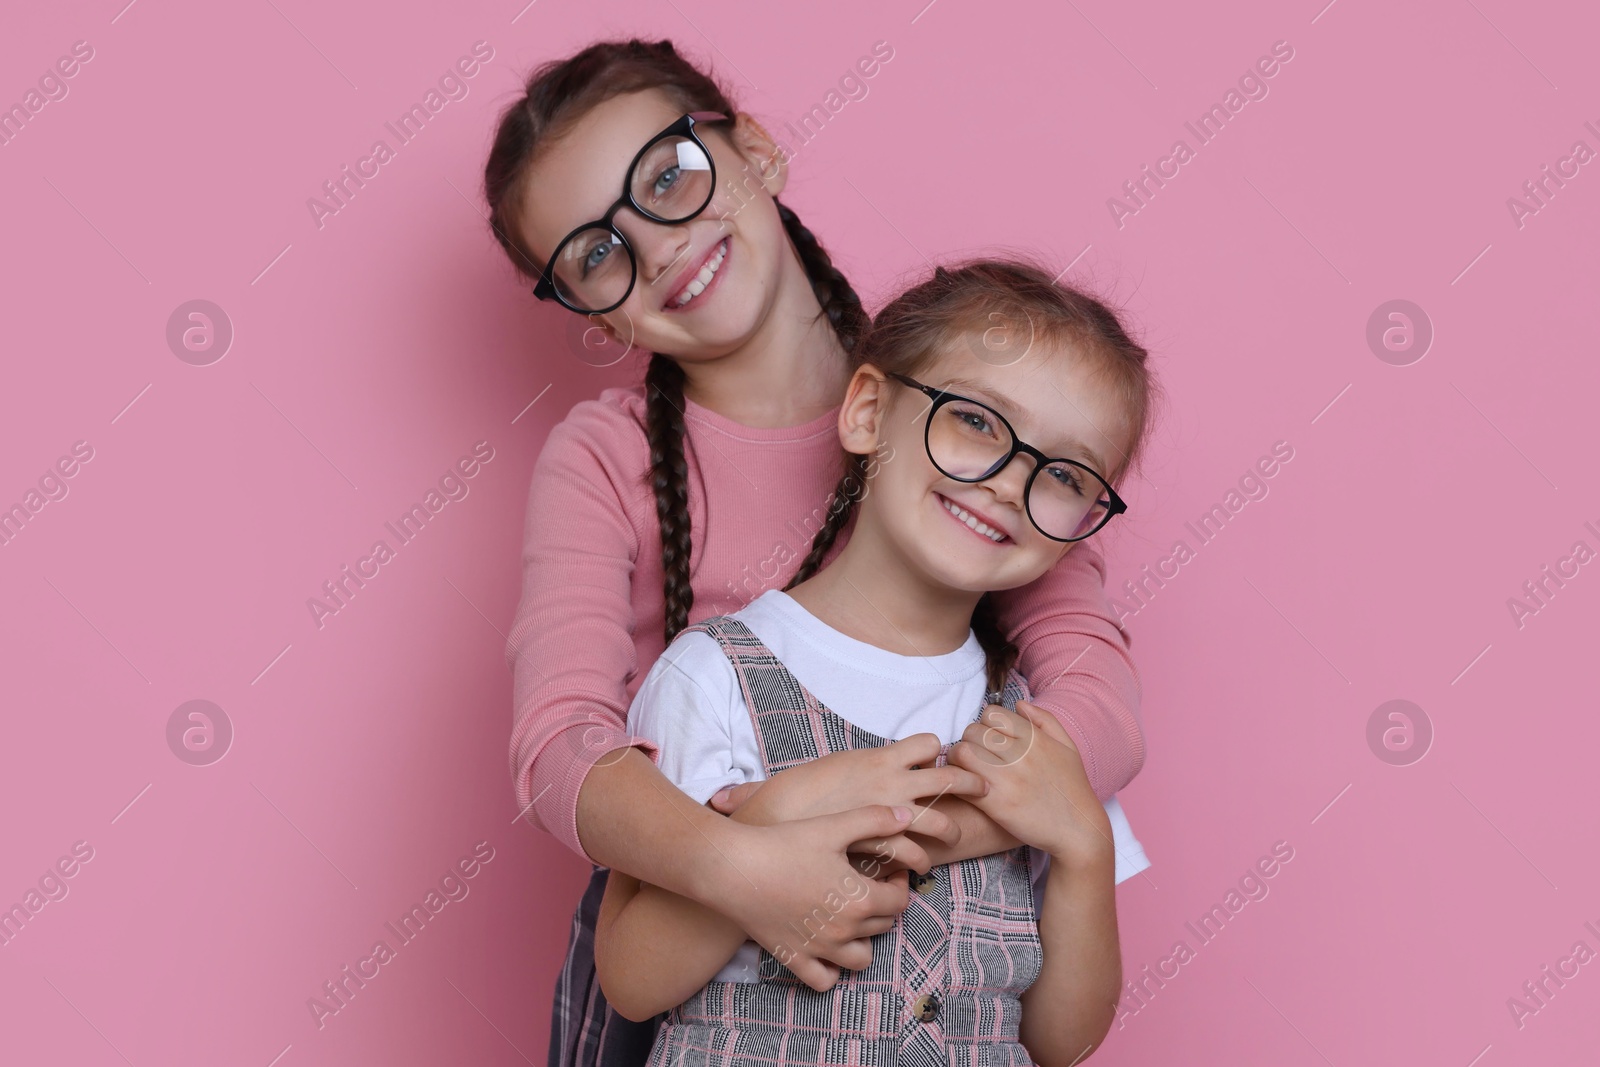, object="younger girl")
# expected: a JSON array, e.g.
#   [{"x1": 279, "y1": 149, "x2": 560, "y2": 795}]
[
  {"x1": 596, "y1": 259, "x2": 1156, "y2": 1066},
  {"x1": 482, "y1": 38, "x2": 1149, "y2": 1067}
]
